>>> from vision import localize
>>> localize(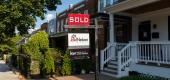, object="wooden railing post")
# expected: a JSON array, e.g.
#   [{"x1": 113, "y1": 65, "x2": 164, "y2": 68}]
[
  {"x1": 112, "y1": 43, "x2": 116, "y2": 60},
  {"x1": 118, "y1": 51, "x2": 121, "y2": 76},
  {"x1": 131, "y1": 42, "x2": 138, "y2": 63}
]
